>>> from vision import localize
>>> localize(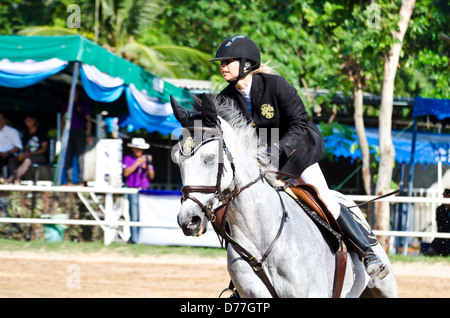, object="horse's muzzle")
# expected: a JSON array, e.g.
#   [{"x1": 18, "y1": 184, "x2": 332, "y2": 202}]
[{"x1": 177, "y1": 212, "x2": 208, "y2": 237}]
